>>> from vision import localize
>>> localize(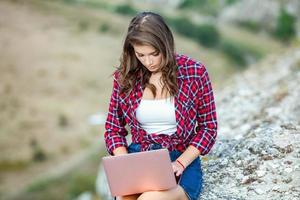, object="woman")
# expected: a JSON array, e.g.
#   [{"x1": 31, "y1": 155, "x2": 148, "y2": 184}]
[{"x1": 104, "y1": 11, "x2": 217, "y2": 200}]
